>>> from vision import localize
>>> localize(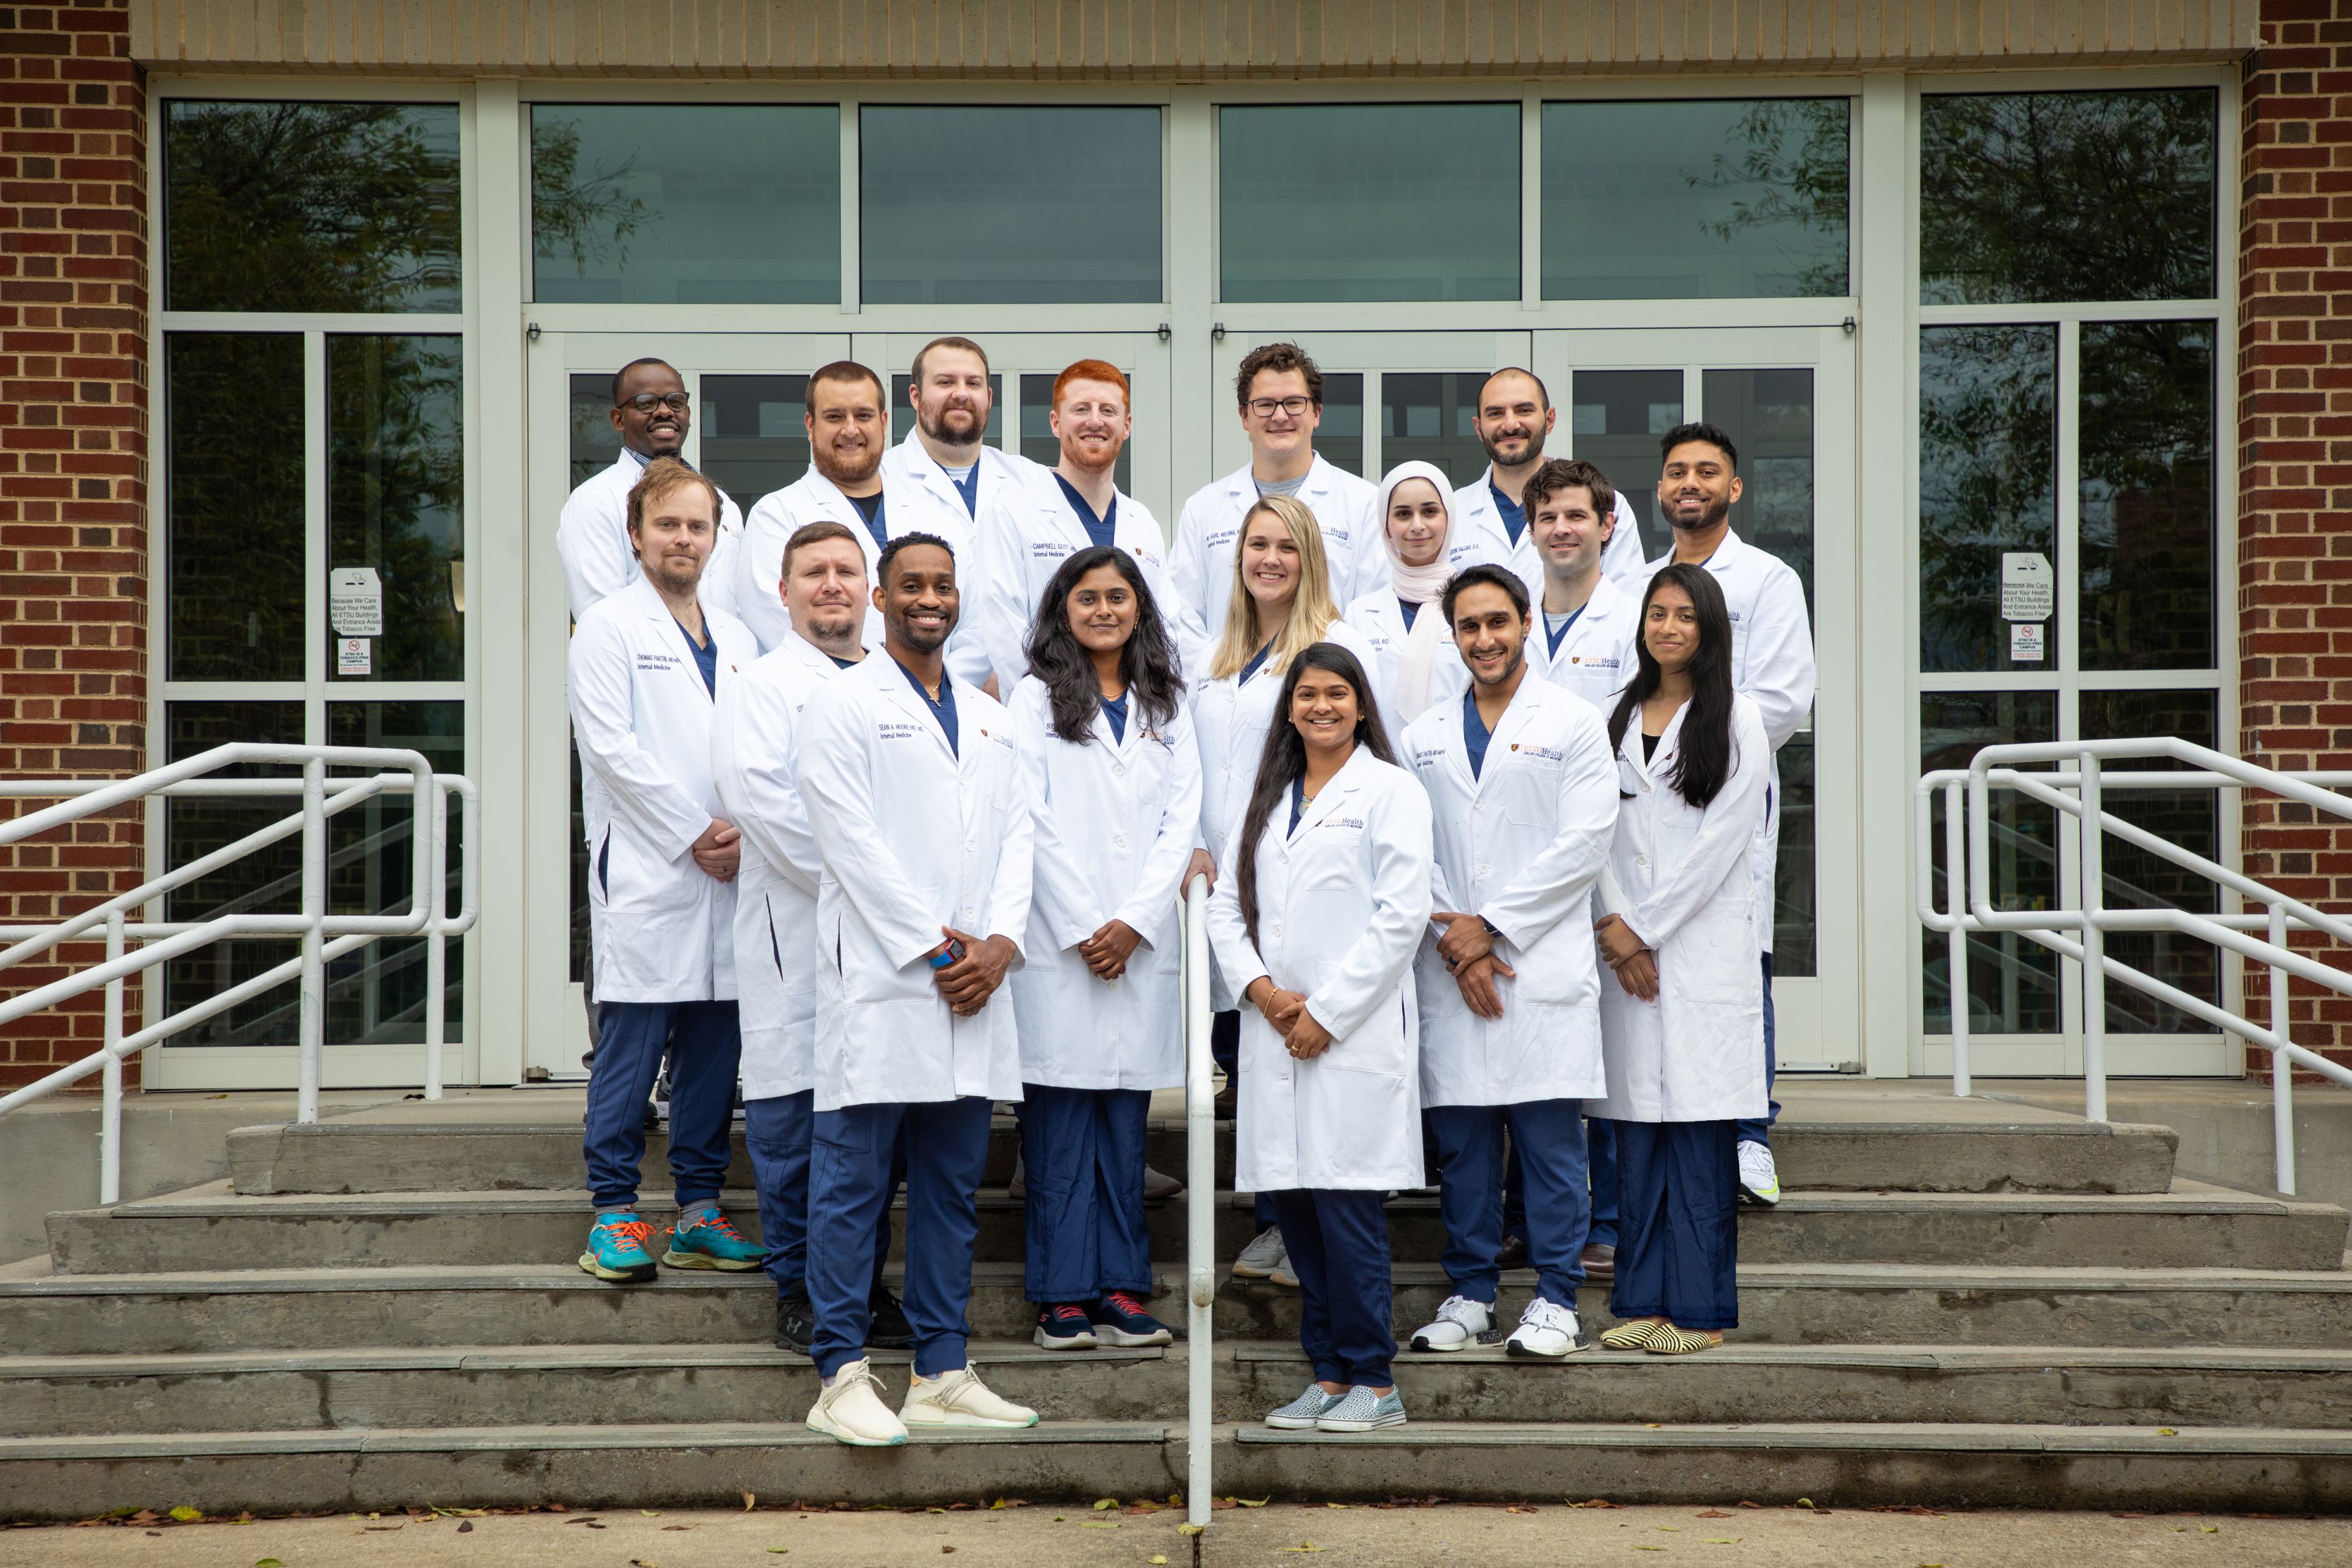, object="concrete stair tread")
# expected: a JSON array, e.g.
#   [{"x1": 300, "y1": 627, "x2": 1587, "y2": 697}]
[{"x1": 1231, "y1": 1420, "x2": 2352, "y2": 1456}]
